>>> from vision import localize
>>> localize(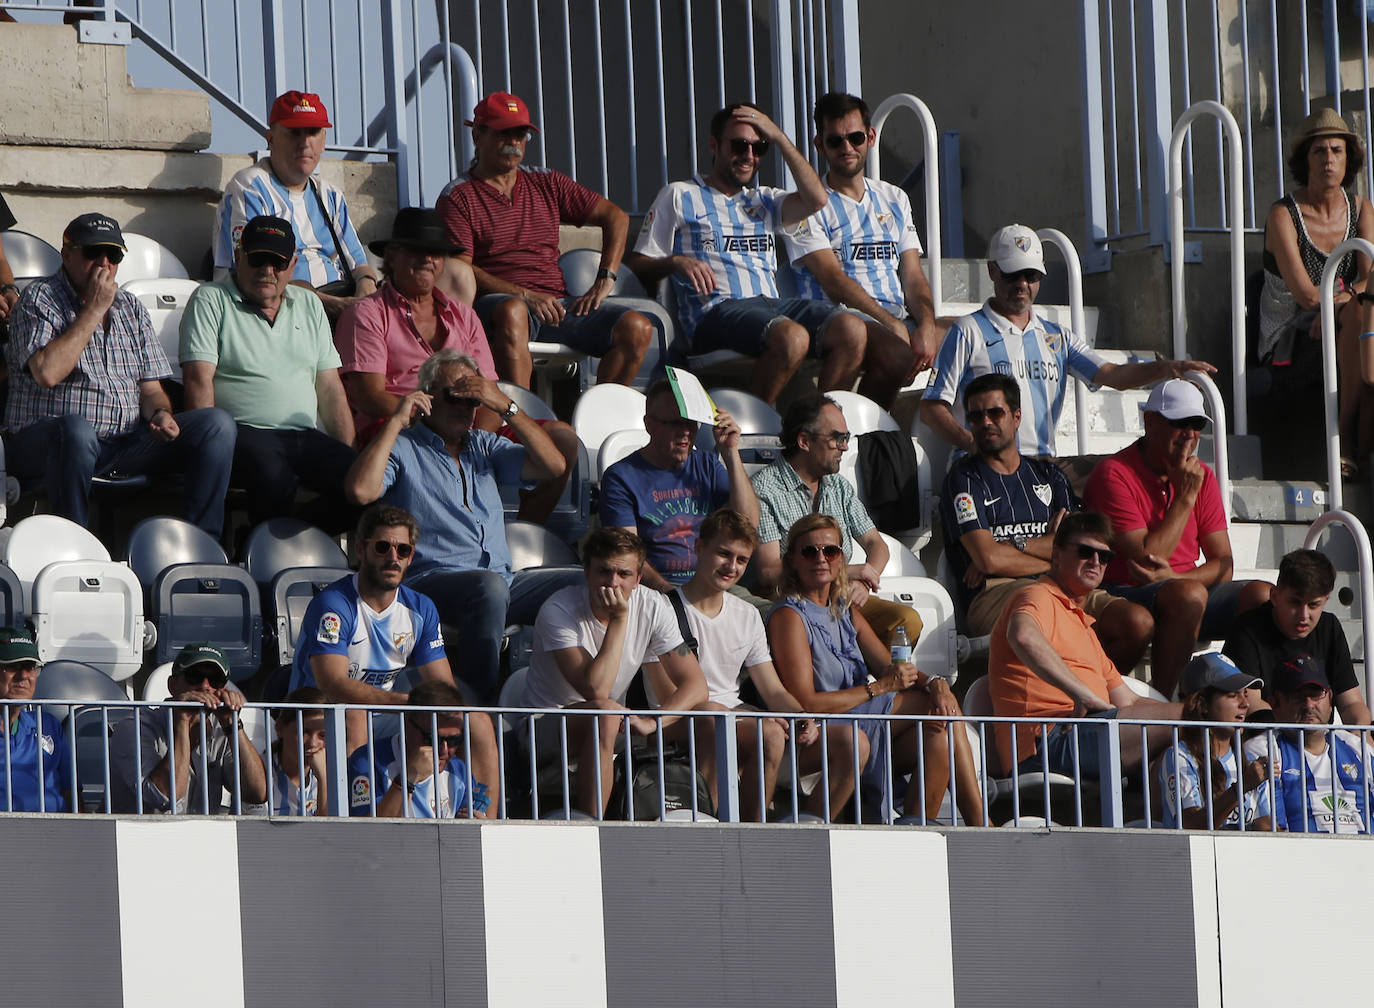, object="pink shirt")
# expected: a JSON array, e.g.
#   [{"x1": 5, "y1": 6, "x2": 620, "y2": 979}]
[
  {"x1": 1081, "y1": 438, "x2": 1227, "y2": 585},
  {"x1": 335, "y1": 283, "x2": 496, "y2": 442}
]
